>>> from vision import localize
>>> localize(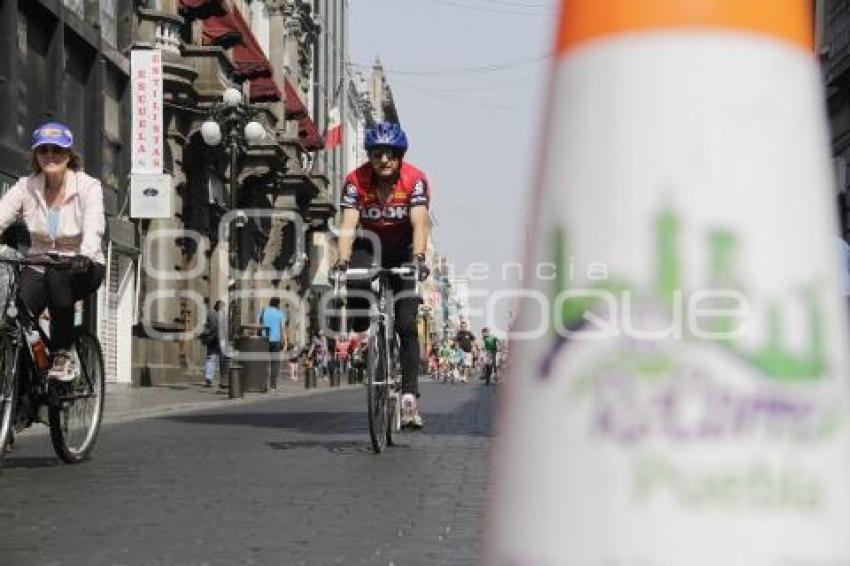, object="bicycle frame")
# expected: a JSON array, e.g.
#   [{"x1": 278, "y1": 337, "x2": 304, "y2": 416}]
[
  {"x1": 335, "y1": 267, "x2": 407, "y2": 378},
  {"x1": 334, "y1": 265, "x2": 415, "y2": 451}
]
